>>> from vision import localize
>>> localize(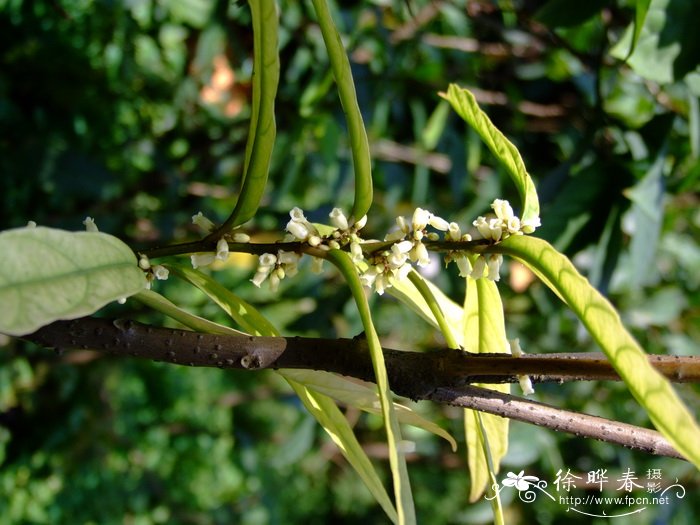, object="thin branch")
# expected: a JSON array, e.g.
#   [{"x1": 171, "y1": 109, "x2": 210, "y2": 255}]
[
  {"x1": 23, "y1": 317, "x2": 700, "y2": 461},
  {"x1": 429, "y1": 386, "x2": 684, "y2": 460}
]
